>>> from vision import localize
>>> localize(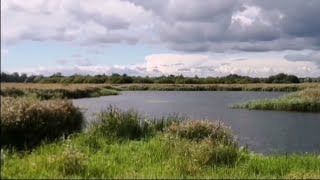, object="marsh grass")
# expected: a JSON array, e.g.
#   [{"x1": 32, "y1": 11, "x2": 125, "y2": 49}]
[
  {"x1": 234, "y1": 88, "x2": 320, "y2": 112},
  {"x1": 0, "y1": 83, "x2": 119, "y2": 99}
]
